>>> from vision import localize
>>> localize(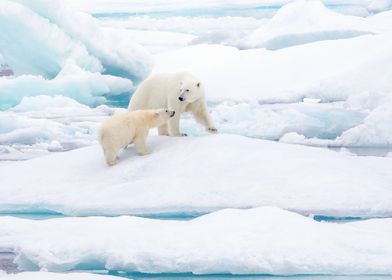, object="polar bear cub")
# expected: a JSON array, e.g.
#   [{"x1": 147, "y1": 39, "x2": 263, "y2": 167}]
[
  {"x1": 99, "y1": 109, "x2": 175, "y2": 166},
  {"x1": 128, "y1": 72, "x2": 217, "y2": 137}
]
